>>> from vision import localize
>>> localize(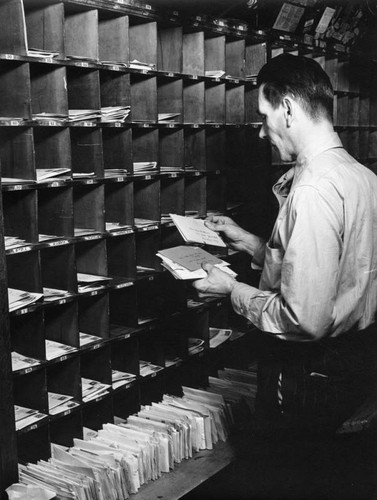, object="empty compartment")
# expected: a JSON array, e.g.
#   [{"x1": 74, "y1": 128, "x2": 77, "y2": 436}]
[
  {"x1": 225, "y1": 37, "x2": 245, "y2": 78},
  {"x1": 160, "y1": 175, "x2": 185, "y2": 219},
  {"x1": 135, "y1": 229, "x2": 161, "y2": 274},
  {"x1": 10, "y1": 309, "x2": 45, "y2": 362},
  {"x1": 206, "y1": 128, "x2": 227, "y2": 171},
  {"x1": 37, "y1": 185, "x2": 73, "y2": 239},
  {"x1": 107, "y1": 233, "x2": 136, "y2": 281},
  {"x1": 24, "y1": 1, "x2": 65, "y2": 57},
  {"x1": 98, "y1": 14, "x2": 129, "y2": 64},
  {"x1": 206, "y1": 171, "x2": 227, "y2": 214},
  {"x1": 226, "y1": 83, "x2": 245, "y2": 124},
  {"x1": 0, "y1": 128, "x2": 35, "y2": 180},
  {"x1": 0, "y1": 61, "x2": 31, "y2": 118},
  {"x1": 205, "y1": 34, "x2": 225, "y2": 75},
  {"x1": 40, "y1": 244, "x2": 77, "y2": 294},
  {"x1": 70, "y1": 128, "x2": 104, "y2": 177},
  {"x1": 183, "y1": 81, "x2": 205, "y2": 124},
  {"x1": 64, "y1": 7, "x2": 99, "y2": 61},
  {"x1": 103, "y1": 128, "x2": 133, "y2": 175},
  {"x1": 75, "y1": 239, "x2": 108, "y2": 280},
  {"x1": 129, "y1": 20, "x2": 157, "y2": 68},
  {"x1": 157, "y1": 25, "x2": 183, "y2": 73},
  {"x1": 3, "y1": 190, "x2": 38, "y2": 244},
  {"x1": 244, "y1": 86, "x2": 260, "y2": 124},
  {"x1": 50, "y1": 411, "x2": 83, "y2": 449},
  {"x1": 205, "y1": 82, "x2": 225, "y2": 123},
  {"x1": 105, "y1": 181, "x2": 134, "y2": 229},
  {"x1": 134, "y1": 173, "x2": 160, "y2": 221},
  {"x1": 34, "y1": 128, "x2": 72, "y2": 173},
  {"x1": 184, "y1": 128, "x2": 206, "y2": 171},
  {"x1": 78, "y1": 293, "x2": 110, "y2": 341},
  {"x1": 109, "y1": 285, "x2": 139, "y2": 331},
  {"x1": 183, "y1": 30, "x2": 204, "y2": 76},
  {"x1": 130, "y1": 74, "x2": 157, "y2": 122},
  {"x1": 159, "y1": 129, "x2": 184, "y2": 170},
  {"x1": 0, "y1": 0, "x2": 28, "y2": 55},
  {"x1": 44, "y1": 301, "x2": 80, "y2": 348},
  {"x1": 73, "y1": 184, "x2": 105, "y2": 235},
  {"x1": 30, "y1": 64, "x2": 68, "y2": 117},
  {"x1": 184, "y1": 173, "x2": 206, "y2": 217},
  {"x1": 157, "y1": 77, "x2": 183, "y2": 123},
  {"x1": 132, "y1": 129, "x2": 159, "y2": 172},
  {"x1": 66, "y1": 67, "x2": 101, "y2": 111},
  {"x1": 245, "y1": 42, "x2": 268, "y2": 78}
]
